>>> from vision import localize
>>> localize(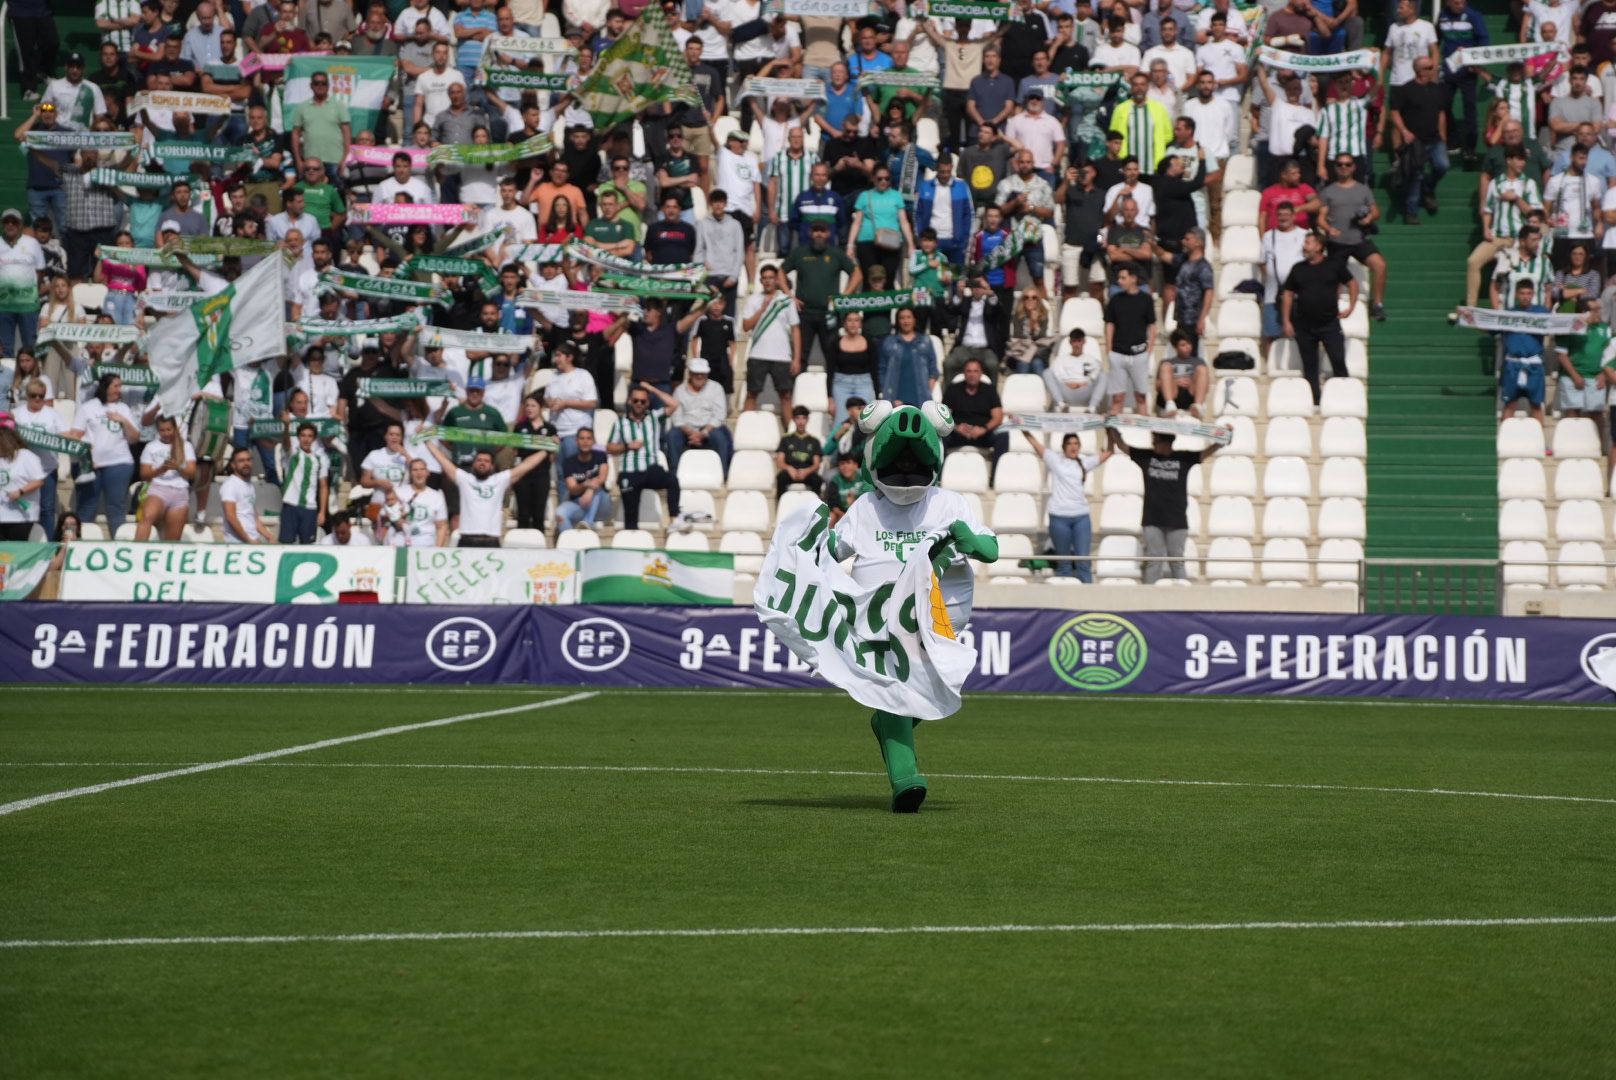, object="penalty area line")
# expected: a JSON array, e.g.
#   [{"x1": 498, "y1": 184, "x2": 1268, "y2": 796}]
[
  {"x1": 0, "y1": 692, "x2": 598, "y2": 818},
  {"x1": 3, "y1": 915, "x2": 1615, "y2": 950}
]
